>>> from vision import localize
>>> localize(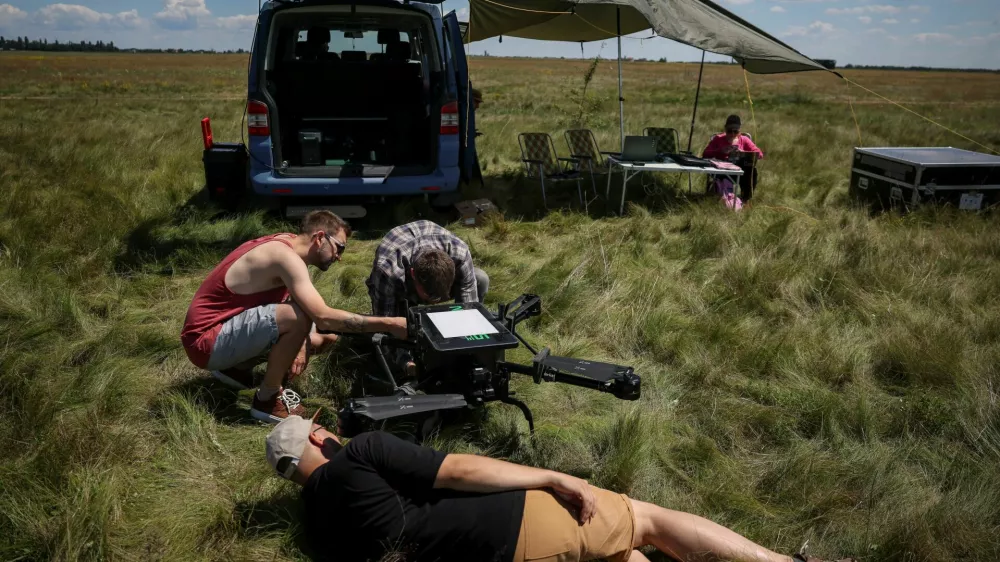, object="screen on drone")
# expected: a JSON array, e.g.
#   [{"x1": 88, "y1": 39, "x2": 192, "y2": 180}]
[{"x1": 426, "y1": 309, "x2": 499, "y2": 338}]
